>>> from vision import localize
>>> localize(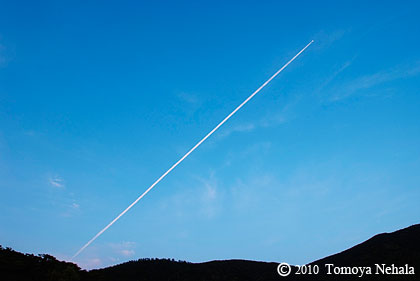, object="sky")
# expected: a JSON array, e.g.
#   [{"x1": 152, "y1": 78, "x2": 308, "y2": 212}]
[{"x1": 1, "y1": 0, "x2": 420, "y2": 270}]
